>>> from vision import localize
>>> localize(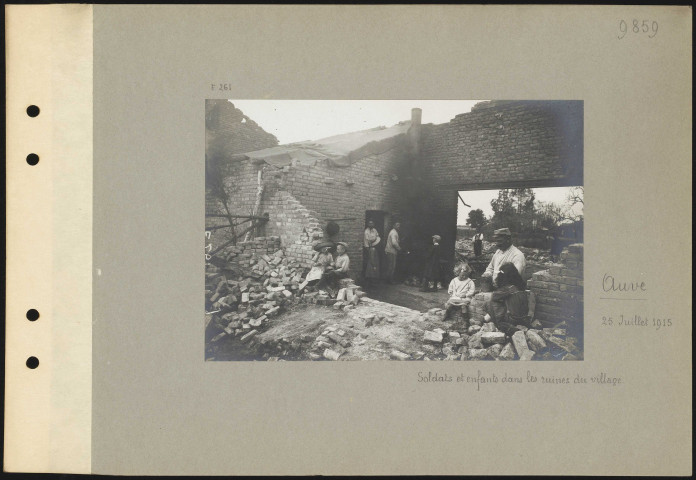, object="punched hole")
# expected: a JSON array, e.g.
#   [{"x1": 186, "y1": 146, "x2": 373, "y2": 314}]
[
  {"x1": 26, "y1": 105, "x2": 40, "y2": 117},
  {"x1": 26, "y1": 357, "x2": 40, "y2": 369},
  {"x1": 26, "y1": 154, "x2": 40, "y2": 166},
  {"x1": 26, "y1": 309, "x2": 40, "y2": 321}
]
